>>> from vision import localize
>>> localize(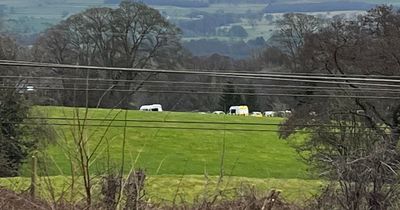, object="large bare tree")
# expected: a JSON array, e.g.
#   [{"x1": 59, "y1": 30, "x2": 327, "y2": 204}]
[{"x1": 33, "y1": 1, "x2": 182, "y2": 107}]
